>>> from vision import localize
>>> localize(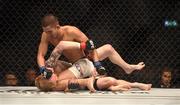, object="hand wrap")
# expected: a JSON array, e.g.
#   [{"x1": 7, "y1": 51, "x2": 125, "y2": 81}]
[{"x1": 93, "y1": 61, "x2": 107, "y2": 75}]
